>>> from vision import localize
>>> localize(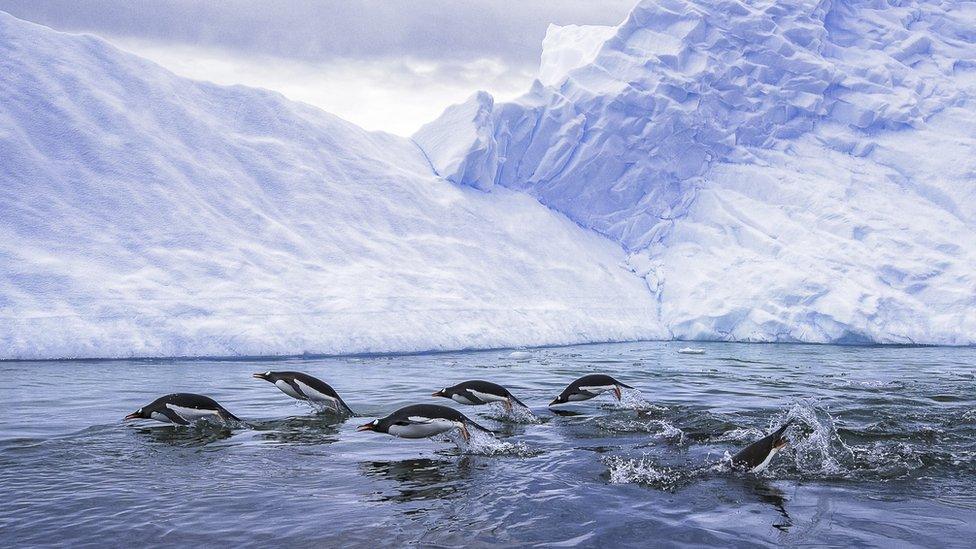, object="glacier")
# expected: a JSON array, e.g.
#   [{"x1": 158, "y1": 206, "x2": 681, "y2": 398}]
[
  {"x1": 0, "y1": 12, "x2": 661, "y2": 359},
  {"x1": 416, "y1": 0, "x2": 976, "y2": 345}
]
